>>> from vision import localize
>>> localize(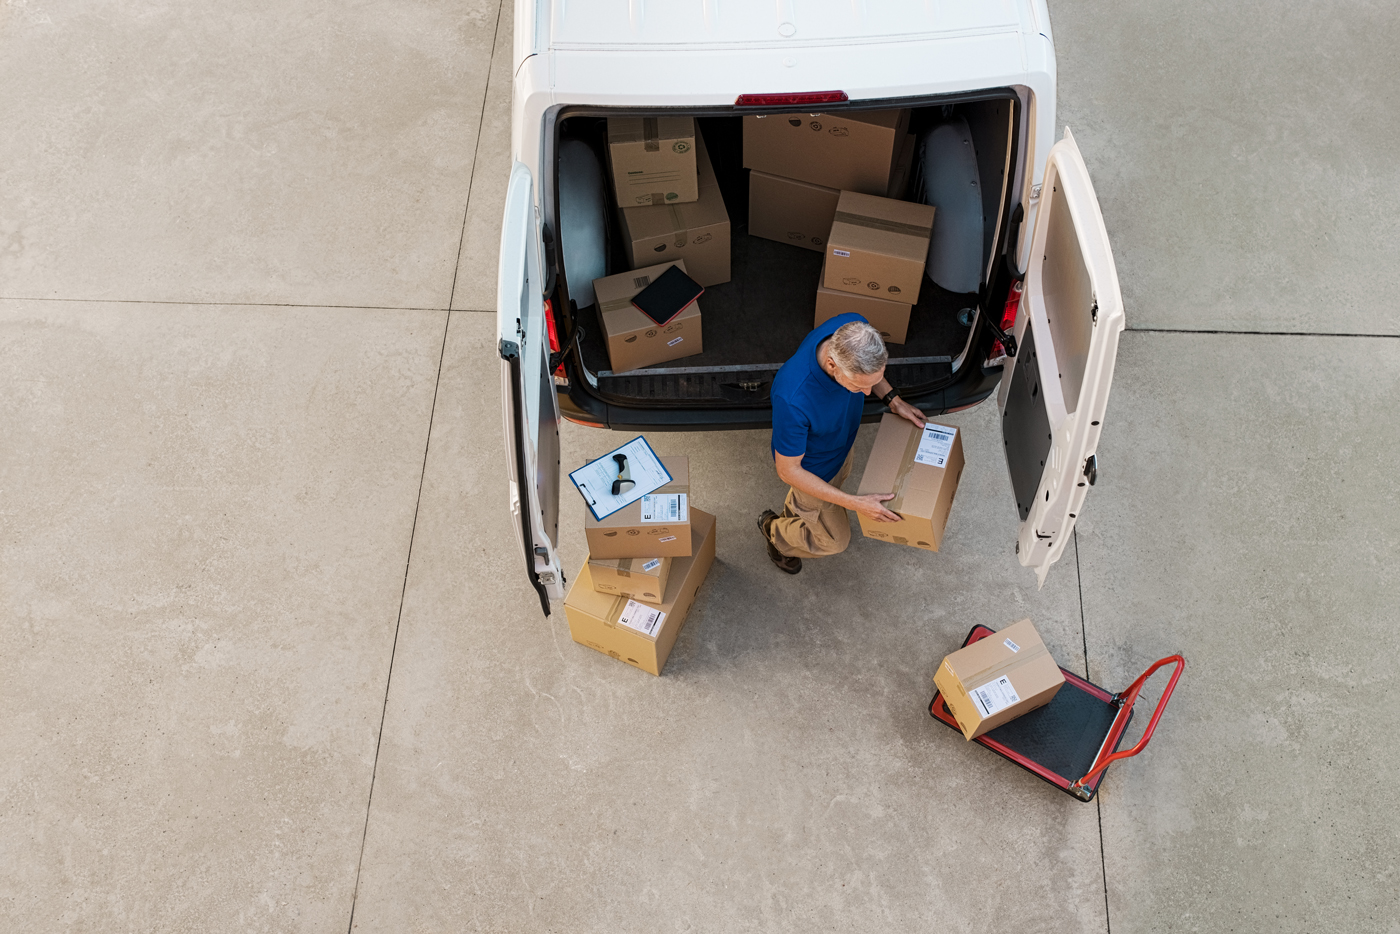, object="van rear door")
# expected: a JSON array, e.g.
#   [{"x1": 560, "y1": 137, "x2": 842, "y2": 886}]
[
  {"x1": 498, "y1": 161, "x2": 564, "y2": 615},
  {"x1": 999, "y1": 128, "x2": 1125, "y2": 586}
]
